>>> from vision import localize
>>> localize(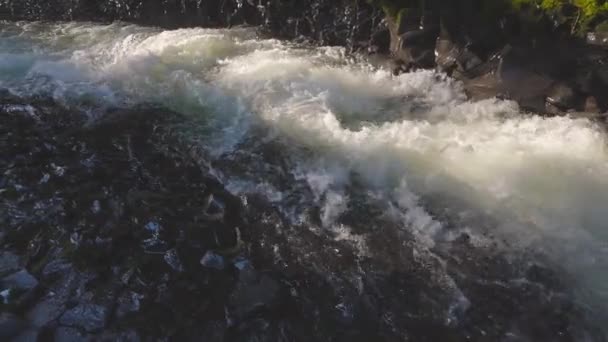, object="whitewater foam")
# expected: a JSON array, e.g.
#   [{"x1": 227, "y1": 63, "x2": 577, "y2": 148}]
[{"x1": 1, "y1": 21, "x2": 608, "y2": 318}]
